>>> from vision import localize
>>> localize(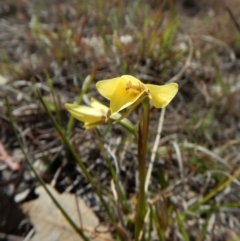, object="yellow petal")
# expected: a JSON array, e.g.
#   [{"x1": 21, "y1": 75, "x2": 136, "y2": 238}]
[
  {"x1": 90, "y1": 98, "x2": 109, "y2": 114},
  {"x1": 96, "y1": 77, "x2": 122, "y2": 100},
  {"x1": 96, "y1": 75, "x2": 145, "y2": 100},
  {"x1": 110, "y1": 77, "x2": 145, "y2": 114},
  {"x1": 84, "y1": 121, "x2": 103, "y2": 130},
  {"x1": 121, "y1": 75, "x2": 143, "y2": 86},
  {"x1": 65, "y1": 103, "x2": 103, "y2": 123},
  {"x1": 145, "y1": 83, "x2": 178, "y2": 108}
]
